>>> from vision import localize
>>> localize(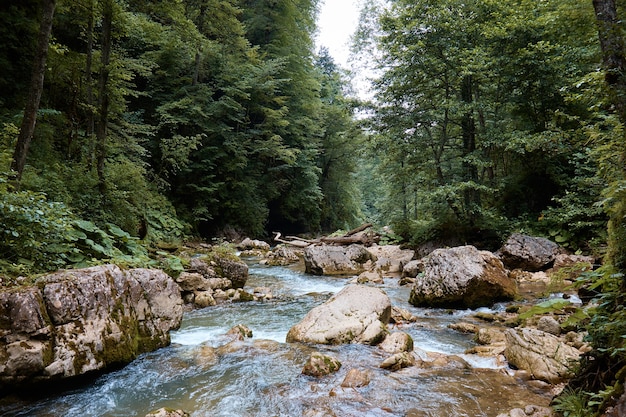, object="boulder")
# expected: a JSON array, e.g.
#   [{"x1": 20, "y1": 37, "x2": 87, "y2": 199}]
[
  {"x1": 356, "y1": 270, "x2": 383, "y2": 284},
  {"x1": 379, "y1": 352, "x2": 415, "y2": 371},
  {"x1": 286, "y1": 284, "x2": 391, "y2": 345},
  {"x1": 379, "y1": 332, "x2": 414, "y2": 354},
  {"x1": 366, "y1": 245, "x2": 415, "y2": 273},
  {"x1": 402, "y1": 259, "x2": 423, "y2": 278},
  {"x1": 497, "y1": 234, "x2": 560, "y2": 271},
  {"x1": 408, "y1": 245, "x2": 517, "y2": 309},
  {"x1": 214, "y1": 257, "x2": 248, "y2": 288},
  {"x1": 536, "y1": 316, "x2": 561, "y2": 336},
  {"x1": 302, "y1": 352, "x2": 341, "y2": 377},
  {"x1": 237, "y1": 237, "x2": 270, "y2": 251},
  {"x1": 303, "y1": 244, "x2": 374, "y2": 275},
  {"x1": 504, "y1": 328, "x2": 581, "y2": 384},
  {"x1": 0, "y1": 265, "x2": 183, "y2": 391},
  {"x1": 264, "y1": 245, "x2": 303, "y2": 266}
]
